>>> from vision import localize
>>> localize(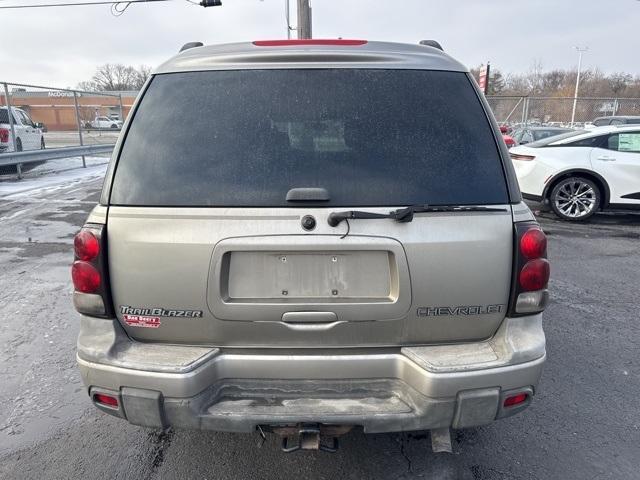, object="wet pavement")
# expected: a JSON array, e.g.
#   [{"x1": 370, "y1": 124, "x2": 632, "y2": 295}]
[{"x1": 0, "y1": 174, "x2": 639, "y2": 479}]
